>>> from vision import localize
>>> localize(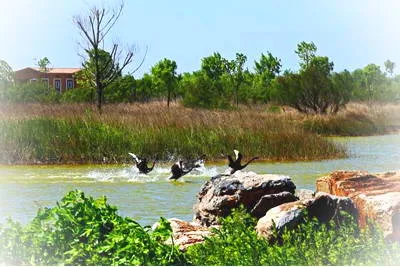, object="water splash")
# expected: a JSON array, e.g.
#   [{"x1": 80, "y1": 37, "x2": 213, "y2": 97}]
[{"x1": 84, "y1": 163, "x2": 220, "y2": 183}]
